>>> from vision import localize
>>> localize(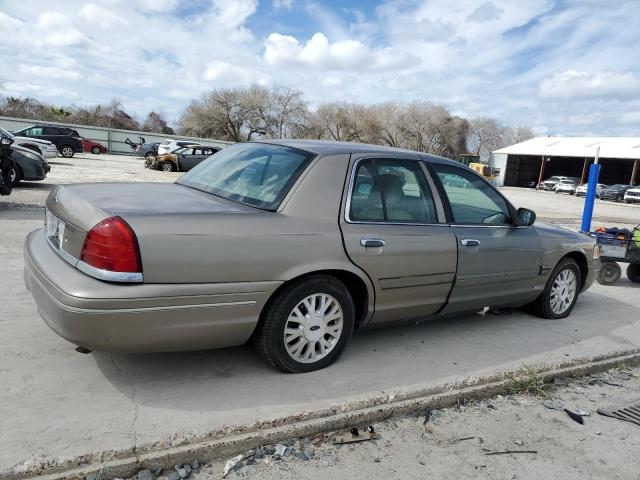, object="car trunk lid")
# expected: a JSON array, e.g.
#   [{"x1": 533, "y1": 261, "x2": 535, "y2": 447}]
[{"x1": 44, "y1": 182, "x2": 259, "y2": 276}]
